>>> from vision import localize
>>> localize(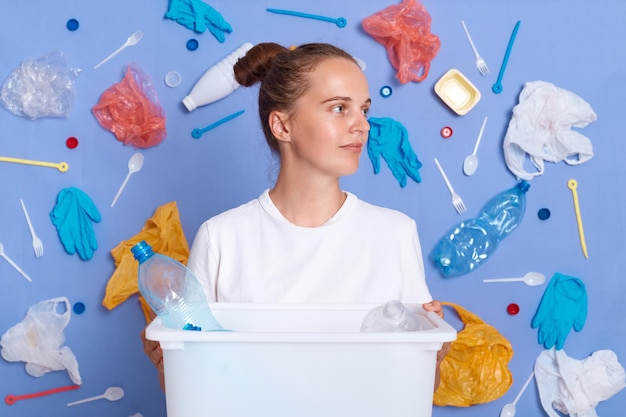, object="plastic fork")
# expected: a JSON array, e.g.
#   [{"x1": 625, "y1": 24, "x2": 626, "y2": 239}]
[
  {"x1": 20, "y1": 199, "x2": 43, "y2": 258},
  {"x1": 461, "y1": 20, "x2": 489, "y2": 76},
  {"x1": 434, "y1": 158, "x2": 466, "y2": 214},
  {"x1": 94, "y1": 30, "x2": 143, "y2": 69}
]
